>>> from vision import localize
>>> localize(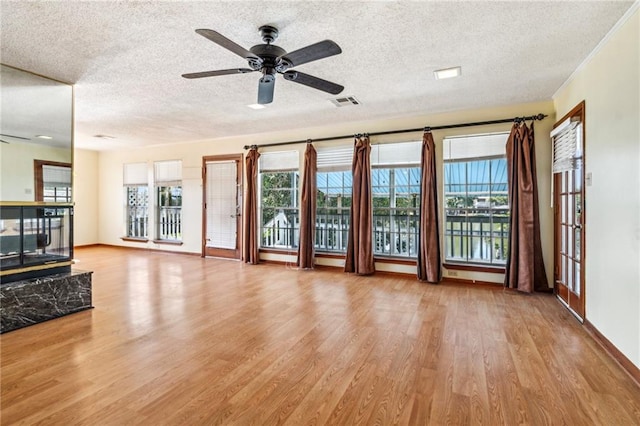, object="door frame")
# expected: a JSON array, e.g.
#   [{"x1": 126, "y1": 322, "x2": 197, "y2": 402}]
[
  {"x1": 202, "y1": 154, "x2": 244, "y2": 259},
  {"x1": 553, "y1": 101, "x2": 586, "y2": 319}
]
